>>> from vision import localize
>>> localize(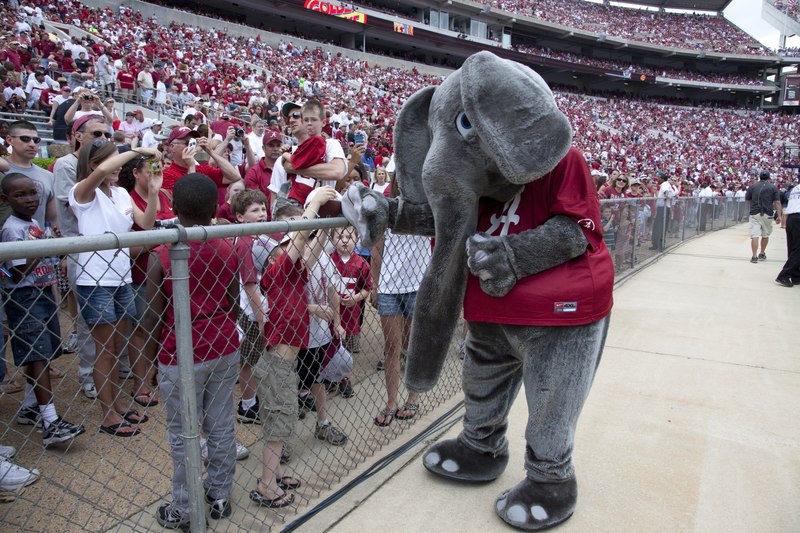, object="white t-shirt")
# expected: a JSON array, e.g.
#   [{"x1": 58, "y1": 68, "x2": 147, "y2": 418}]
[
  {"x1": 68, "y1": 185, "x2": 134, "y2": 286},
  {"x1": 246, "y1": 131, "x2": 265, "y2": 160},
  {"x1": 268, "y1": 138, "x2": 346, "y2": 195},
  {"x1": 306, "y1": 252, "x2": 341, "y2": 348},
  {"x1": 377, "y1": 229, "x2": 431, "y2": 294}
]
